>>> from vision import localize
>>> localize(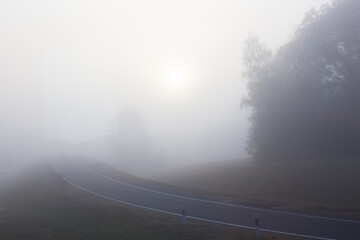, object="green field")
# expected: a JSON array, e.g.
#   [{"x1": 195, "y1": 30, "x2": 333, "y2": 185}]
[
  {"x1": 0, "y1": 162, "x2": 305, "y2": 240},
  {"x1": 154, "y1": 157, "x2": 360, "y2": 218}
]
